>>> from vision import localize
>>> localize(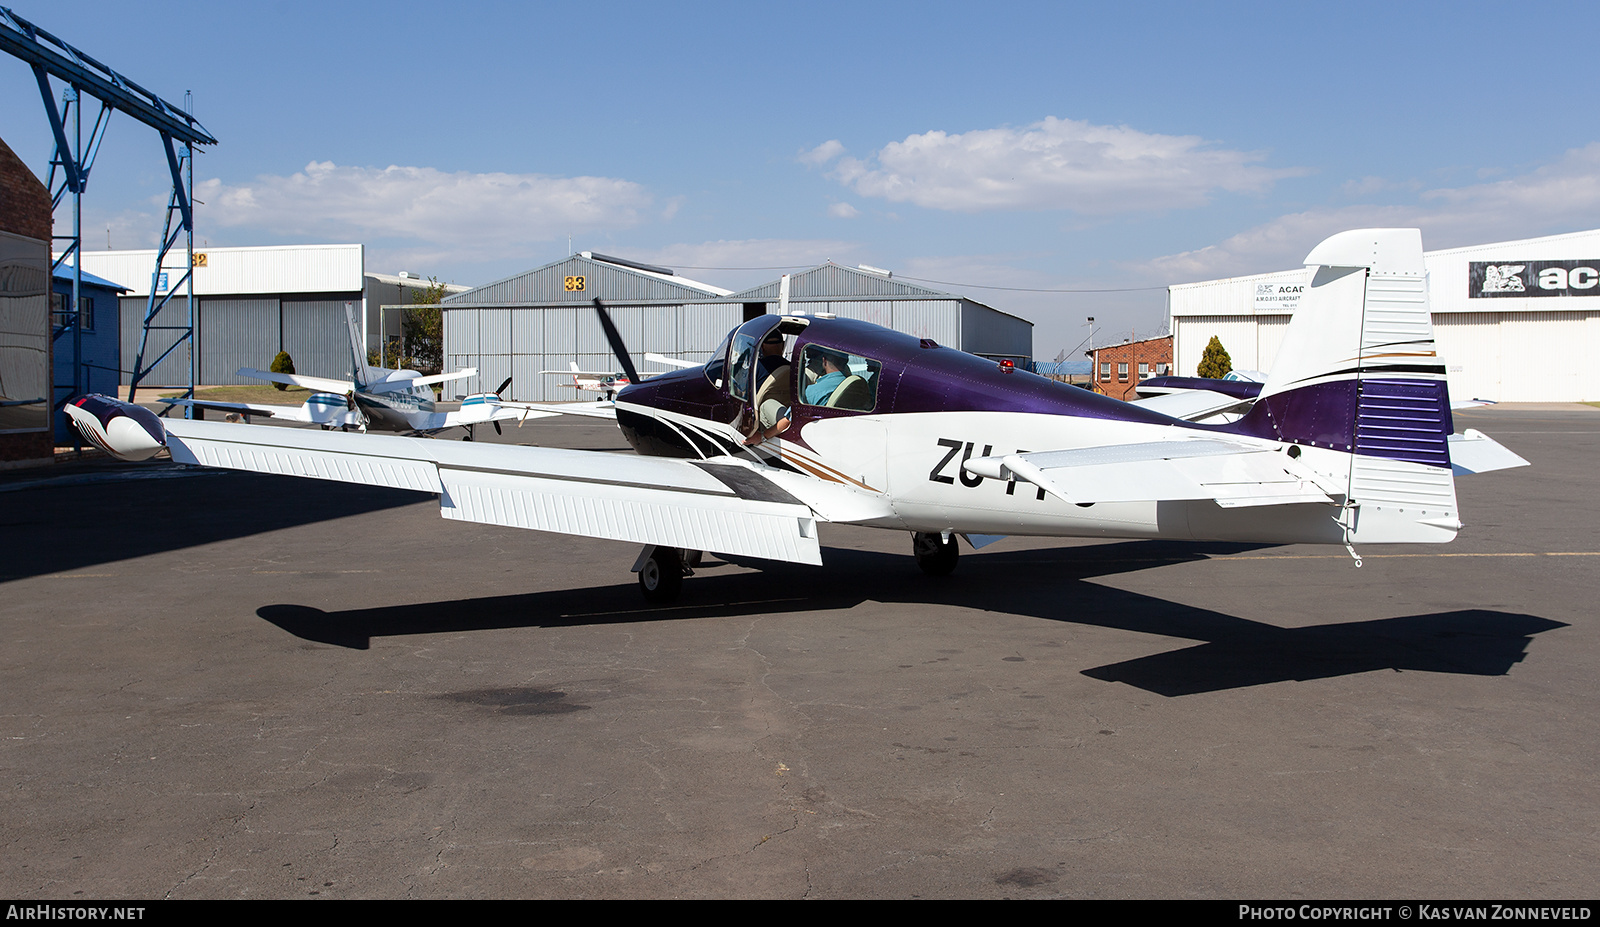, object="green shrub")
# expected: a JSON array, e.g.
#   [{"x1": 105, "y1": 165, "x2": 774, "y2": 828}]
[
  {"x1": 270, "y1": 350, "x2": 295, "y2": 391},
  {"x1": 1197, "y1": 336, "x2": 1232, "y2": 379}
]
